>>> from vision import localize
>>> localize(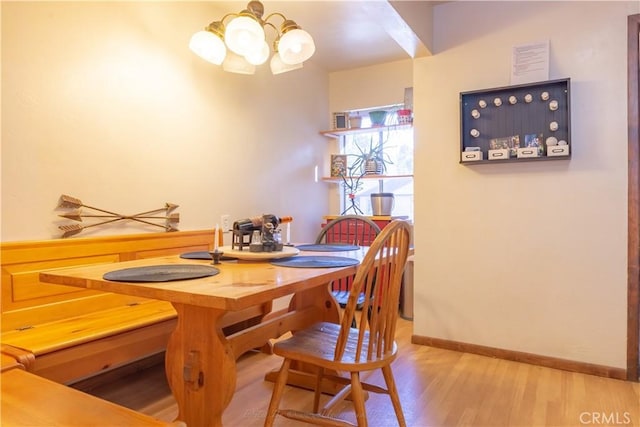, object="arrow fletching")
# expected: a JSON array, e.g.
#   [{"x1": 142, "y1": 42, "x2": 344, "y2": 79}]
[
  {"x1": 59, "y1": 218, "x2": 123, "y2": 238},
  {"x1": 58, "y1": 195, "x2": 83, "y2": 209},
  {"x1": 59, "y1": 212, "x2": 83, "y2": 222},
  {"x1": 59, "y1": 224, "x2": 83, "y2": 238}
]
